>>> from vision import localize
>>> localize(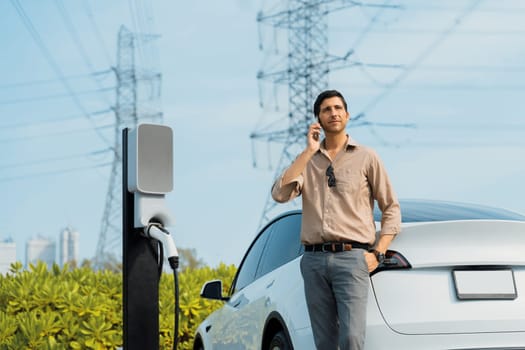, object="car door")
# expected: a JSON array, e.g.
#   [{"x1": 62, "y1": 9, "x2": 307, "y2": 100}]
[
  {"x1": 208, "y1": 219, "x2": 274, "y2": 349},
  {"x1": 229, "y1": 212, "x2": 306, "y2": 349},
  {"x1": 209, "y1": 212, "x2": 305, "y2": 349}
]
